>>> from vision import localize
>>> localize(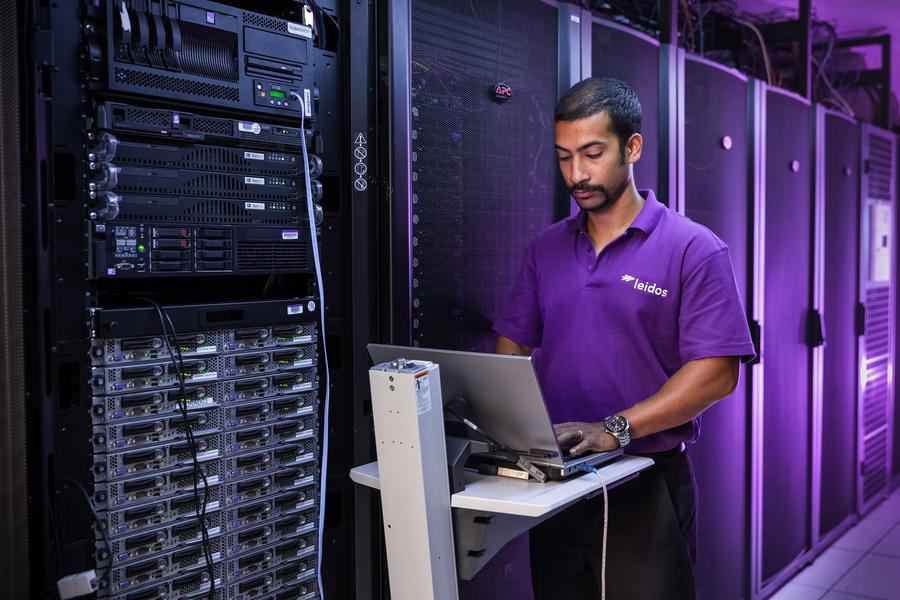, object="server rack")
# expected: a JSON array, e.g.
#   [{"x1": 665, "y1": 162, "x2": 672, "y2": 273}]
[
  {"x1": 1, "y1": 1, "x2": 29, "y2": 596},
  {"x1": 589, "y1": 16, "x2": 661, "y2": 204},
  {"x1": 679, "y1": 51, "x2": 751, "y2": 600},
  {"x1": 818, "y1": 108, "x2": 861, "y2": 543},
  {"x1": 857, "y1": 124, "x2": 896, "y2": 516},
  {"x1": 749, "y1": 82, "x2": 815, "y2": 598},
  {"x1": 22, "y1": 1, "x2": 345, "y2": 598},
  {"x1": 384, "y1": 0, "x2": 572, "y2": 598}
]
